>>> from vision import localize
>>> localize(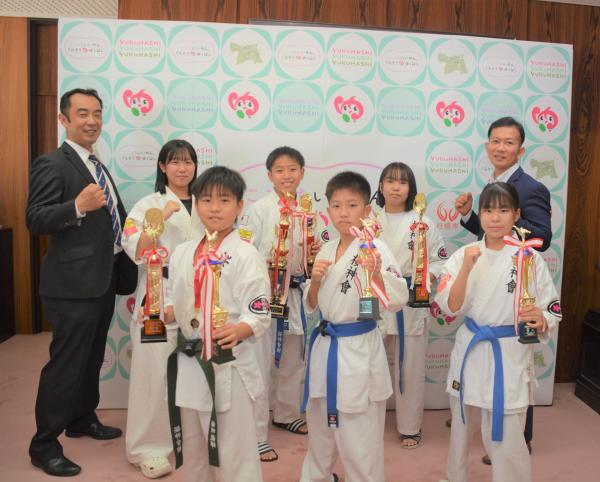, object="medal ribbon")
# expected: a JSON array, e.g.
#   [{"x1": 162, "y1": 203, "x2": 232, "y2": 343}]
[
  {"x1": 141, "y1": 246, "x2": 169, "y2": 318},
  {"x1": 193, "y1": 244, "x2": 223, "y2": 361},
  {"x1": 503, "y1": 235, "x2": 543, "y2": 334},
  {"x1": 410, "y1": 220, "x2": 430, "y2": 293},
  {"x1": 349, "y1": 225, "x2": 390, "y2": 309}
]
